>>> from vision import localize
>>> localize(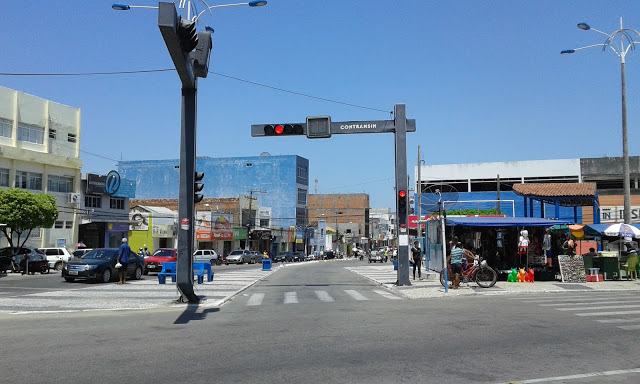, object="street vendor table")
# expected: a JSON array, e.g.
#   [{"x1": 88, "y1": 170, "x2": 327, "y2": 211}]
[{"x1": 591, "y1": 255, "x2": 621, "y2": 280}]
